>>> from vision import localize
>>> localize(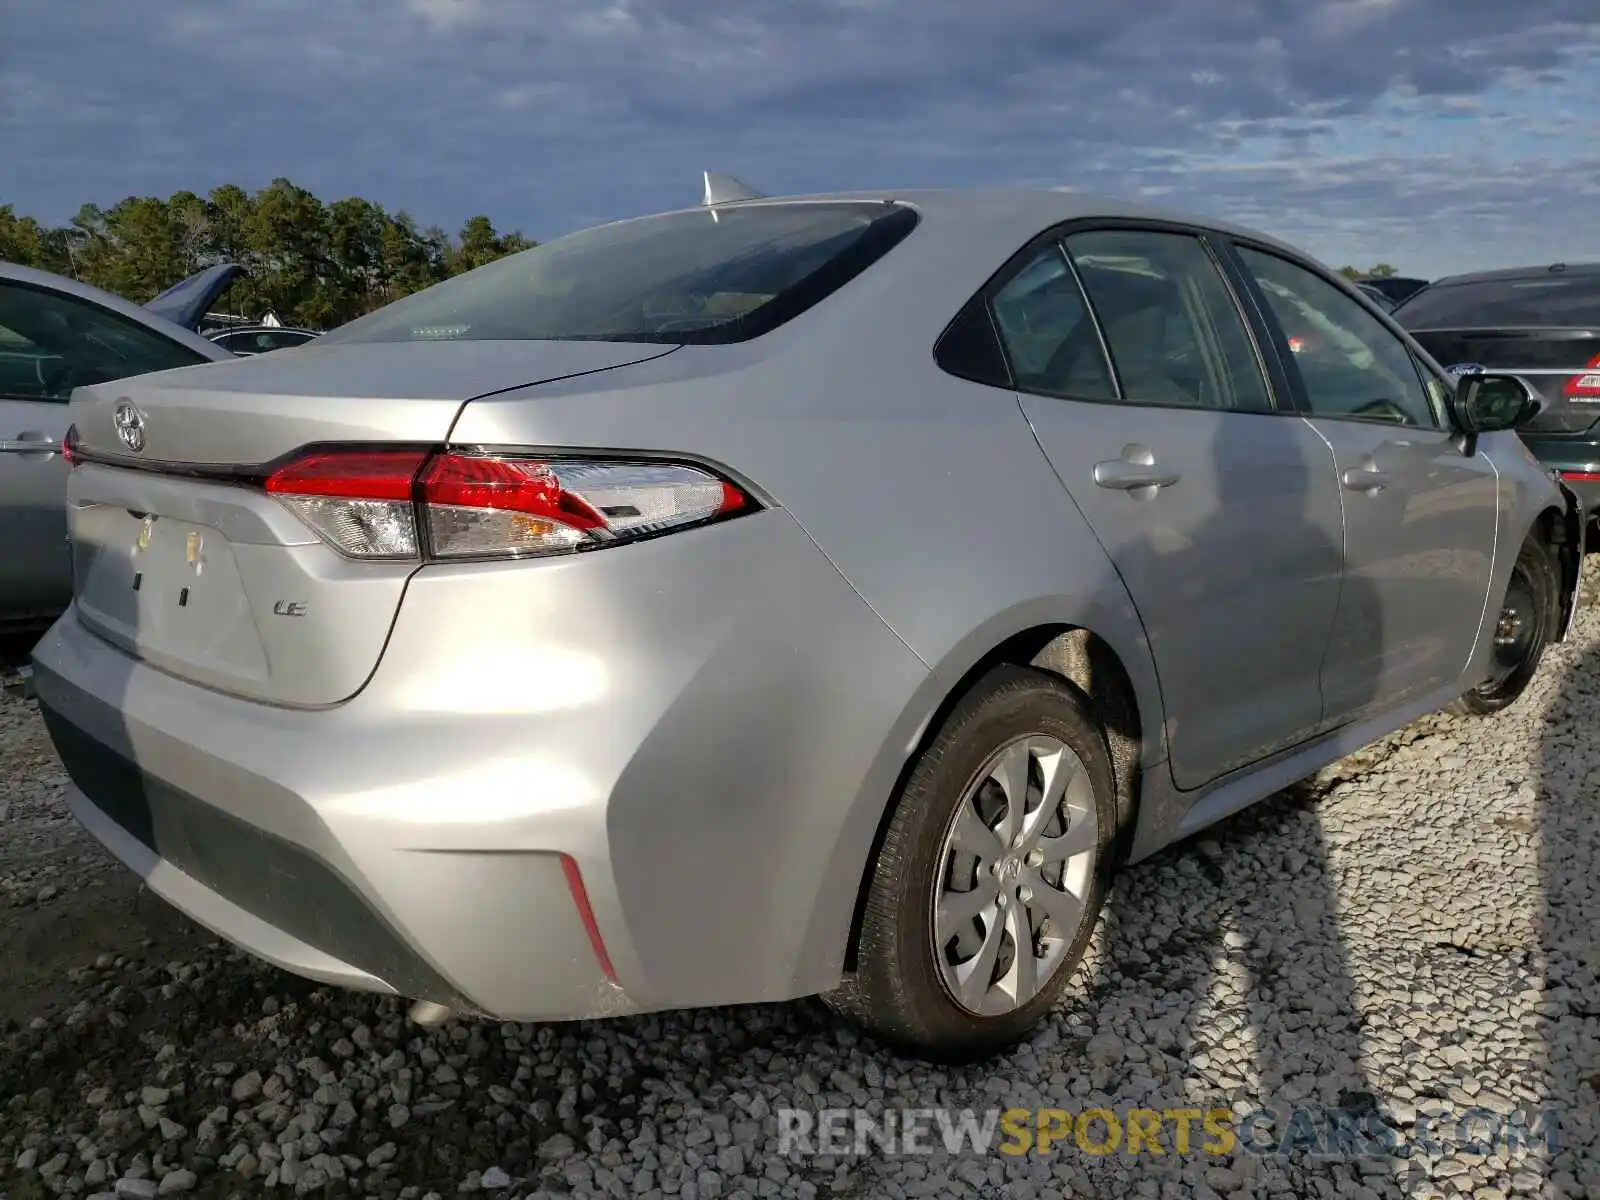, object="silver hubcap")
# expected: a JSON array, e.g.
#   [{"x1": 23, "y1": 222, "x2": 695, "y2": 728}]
[{"x1": 931, "y1": 735, "x2": 1099, "y2": 1017}]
